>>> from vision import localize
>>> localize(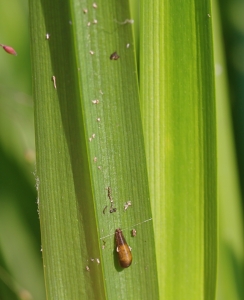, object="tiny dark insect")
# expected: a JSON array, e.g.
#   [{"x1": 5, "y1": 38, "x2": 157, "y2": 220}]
[
  {"x1": 115, "y1": 228, "x2": 132, "y2": 268},
  {"x1": 107, "y1": 187, "x2": 113, "y2": 202},
  {"x1": 110, "y1": 51, "x2": 120, "y2": 60},
  {"x1": 109, "y1": 207, "x2": 117, "y2": 213}
]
